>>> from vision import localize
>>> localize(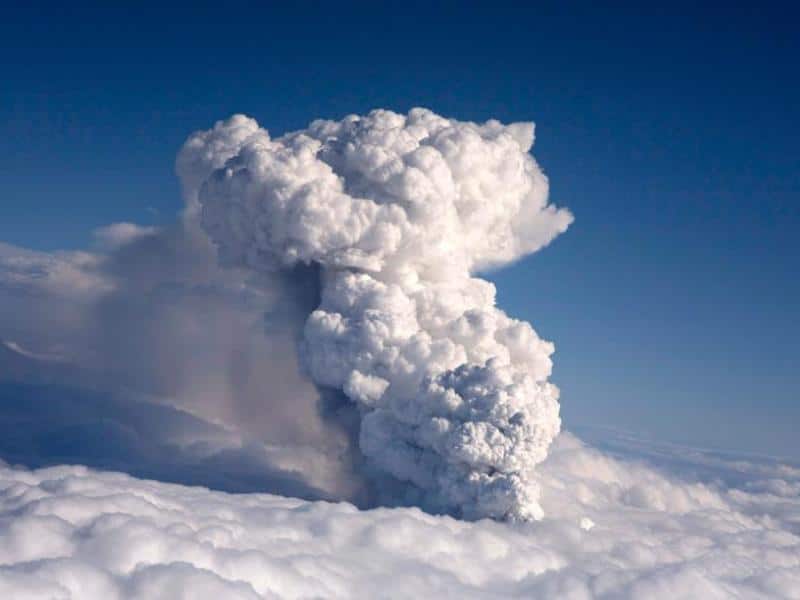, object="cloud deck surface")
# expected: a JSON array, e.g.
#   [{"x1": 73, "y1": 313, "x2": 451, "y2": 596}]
[{"x1": 1, "y1": 432, "x2": 798, "y2": 599}]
